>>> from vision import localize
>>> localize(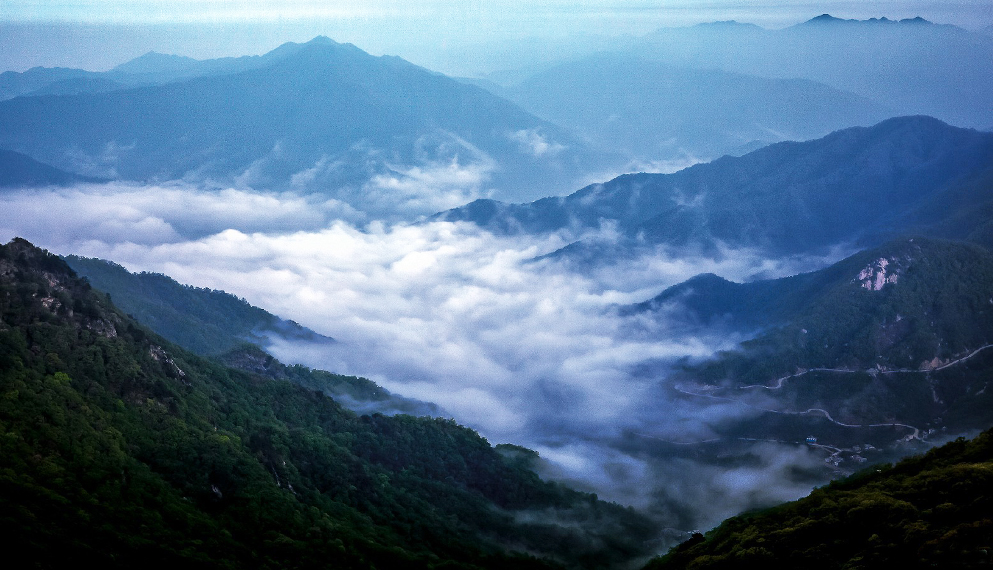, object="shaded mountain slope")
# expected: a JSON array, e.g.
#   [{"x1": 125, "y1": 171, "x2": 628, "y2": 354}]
[
  {"x1": 64, "y1": 255, "x2": 332, "y2": 356},
  {"x1": 0, "y1": 148, "x2": 105, "y2": 188},
  {"x1": 494, "y1": 54, "x2": 892, "y2": 161},
  {"x1": 632, "y1": 238, "x2": 993, "y2": 455},
  {"x1": 63, "y1": 256, "x2": 440, "y2": 417},
  {"x1": 443, "y1": 117, "x2": 993, "y2": 258},
  {"x1": 657, "y1": 238, "x2": 993, "y2": 379},
  {"x1": 645, "y1": 427, "x2": 993, "y2": 569},
  {"x1": 632, "y1": 15, "x2": 993, "y2": 129},
  {"x1": 0, "y1": 238, "x2": 660, "y2": 569}
]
